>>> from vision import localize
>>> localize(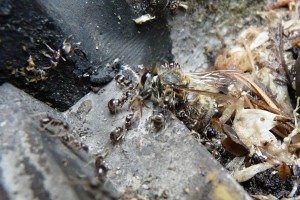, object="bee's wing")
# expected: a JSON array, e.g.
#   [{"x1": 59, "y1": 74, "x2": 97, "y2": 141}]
[
  {"x1": 171, "y1": 83, "x2": 238, "y2": 104},
  {"x1": 186, "y1": 70, "x2": 280, "y2": 113},
  {"x1": 186, "y1": 70, "x2": 238, "y2": 94}
]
